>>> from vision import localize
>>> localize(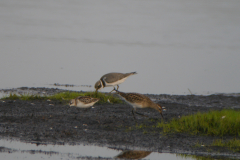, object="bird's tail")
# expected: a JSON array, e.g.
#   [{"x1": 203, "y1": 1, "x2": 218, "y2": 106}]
[
  {"x1": 125, "y1": 72, "x2": 137, "y2": 77},
  {"x1": 113, "y1": 88, "x2": 127, "y2": 98},
  {"x1": 130, "y1": 71, "x2": 137, "y2": 75}
]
